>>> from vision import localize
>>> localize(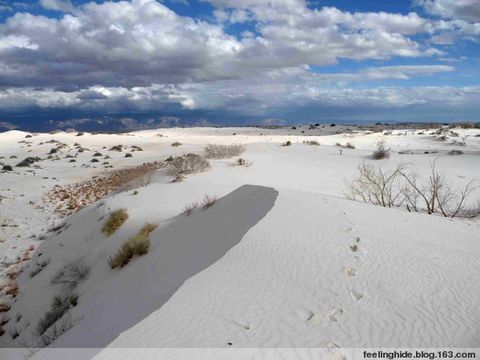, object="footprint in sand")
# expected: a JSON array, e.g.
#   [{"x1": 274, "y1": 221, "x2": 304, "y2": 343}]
[
  {"x1": 327, "y1": 341, "x2": 341, "y2": 348},
  {"x1": 295, "y1": 308, "x2": 314, "y2": 321},
  {"x1": 345, "y1": 267, "x2": 357, "y2": 277},
  {"x1": 328, "y1": 308, "x2": 344, "y2": 322},
  {"x1": 349, "y1": 289, "x2": 364, "y2": 301}
]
